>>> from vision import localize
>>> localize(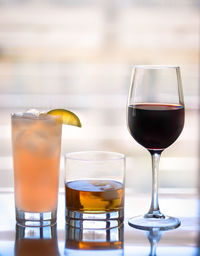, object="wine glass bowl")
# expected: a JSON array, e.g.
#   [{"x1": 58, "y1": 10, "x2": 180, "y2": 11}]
[
  {"x1": 127, "y1": 65, "x2": 185, "y2": 230},
  {"x1": 128, "y1": 103, "x2": 184, "y2": 152}
]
